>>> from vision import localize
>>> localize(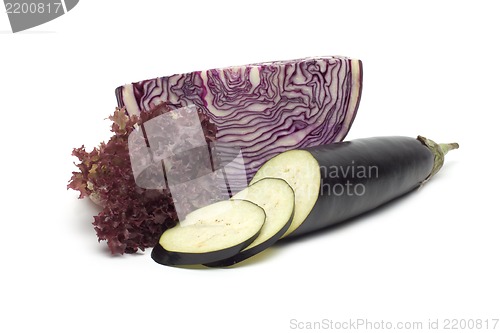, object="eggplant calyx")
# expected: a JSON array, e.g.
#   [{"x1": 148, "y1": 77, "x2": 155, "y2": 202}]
[{"x1": 417, "y1": 135, "x2": 459, "y2": 184}]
